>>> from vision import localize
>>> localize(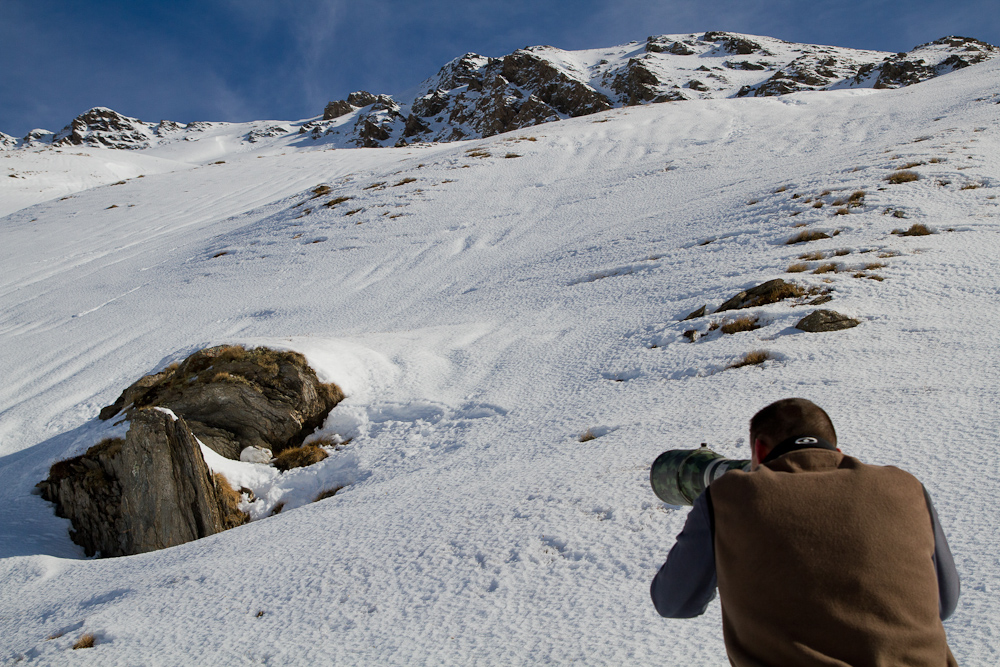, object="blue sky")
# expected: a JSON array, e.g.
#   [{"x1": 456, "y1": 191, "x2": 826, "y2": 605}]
[{"x1": 2, "y1": 0, "x2": 998, "y2": 137}]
